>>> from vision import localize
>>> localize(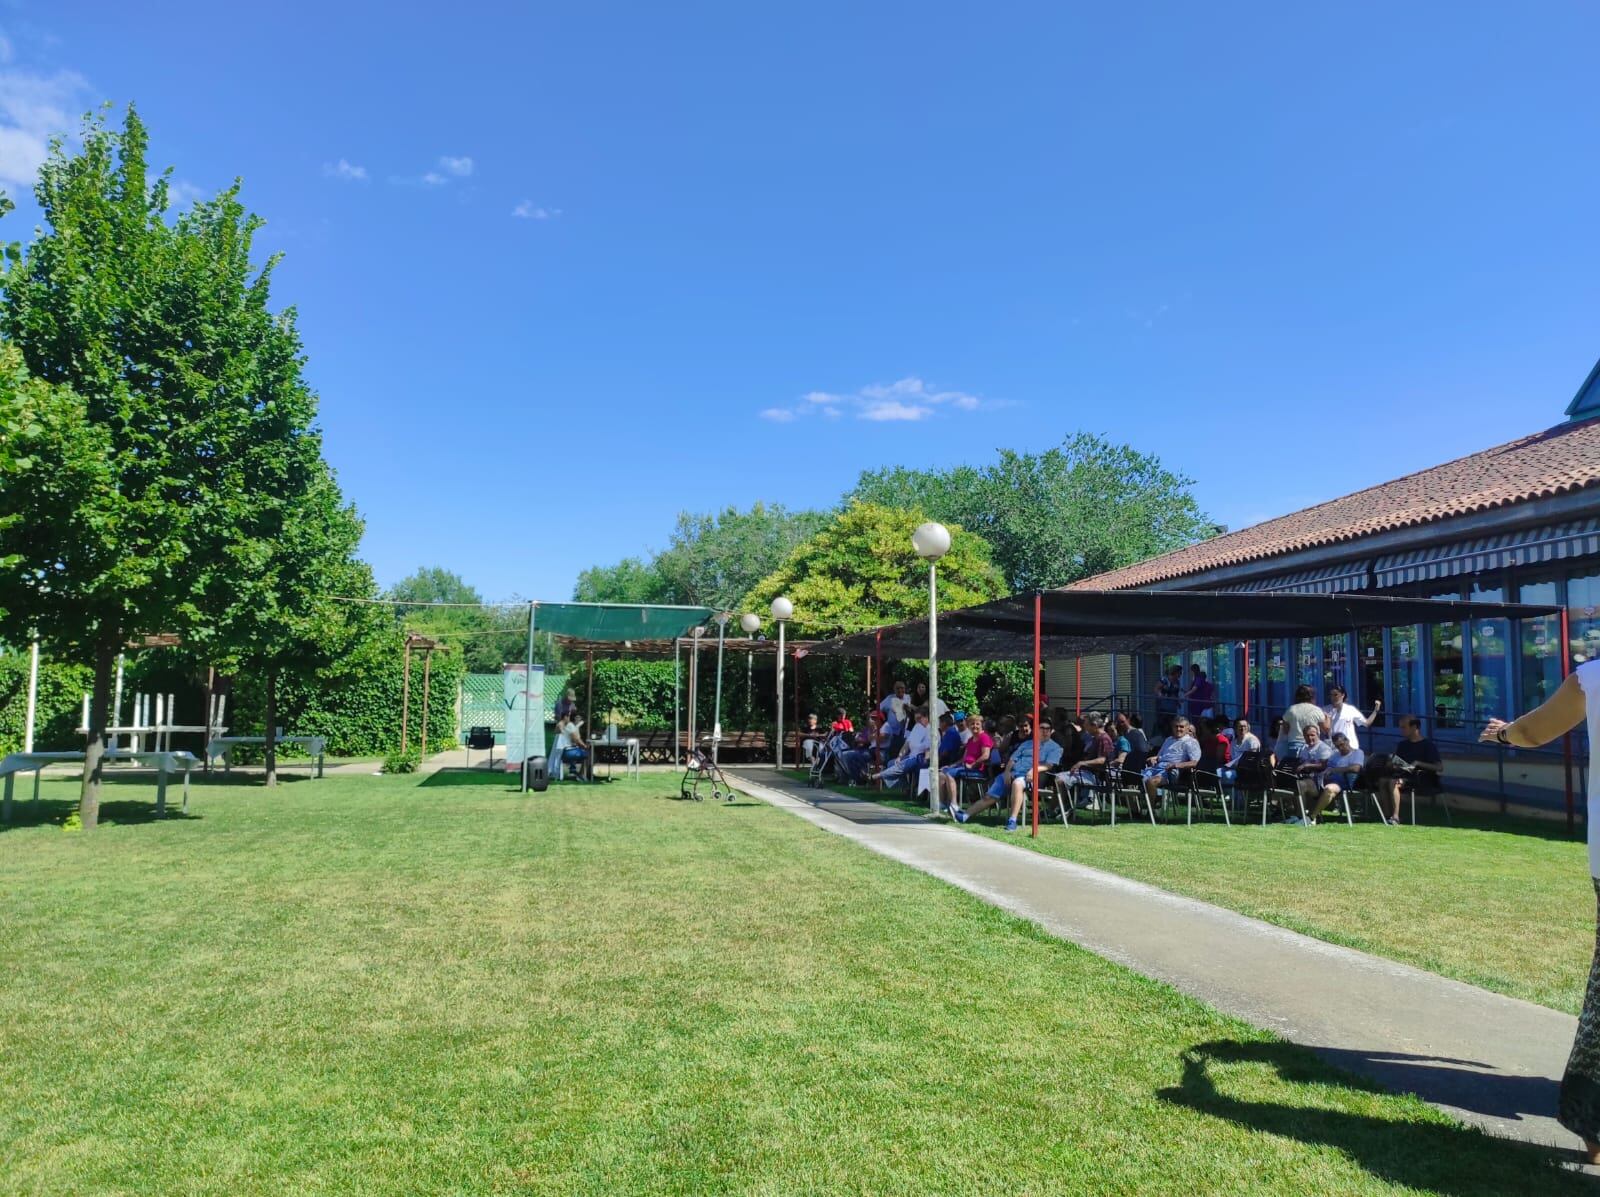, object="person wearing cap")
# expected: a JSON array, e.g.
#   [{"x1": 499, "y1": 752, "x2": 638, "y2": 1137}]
[
  {"x1": 954, "y1": 710, "x2": 972, "y2": 744},
  {"x1": 957, "y1": 717, "x2": 1063, "y2": 832}
]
